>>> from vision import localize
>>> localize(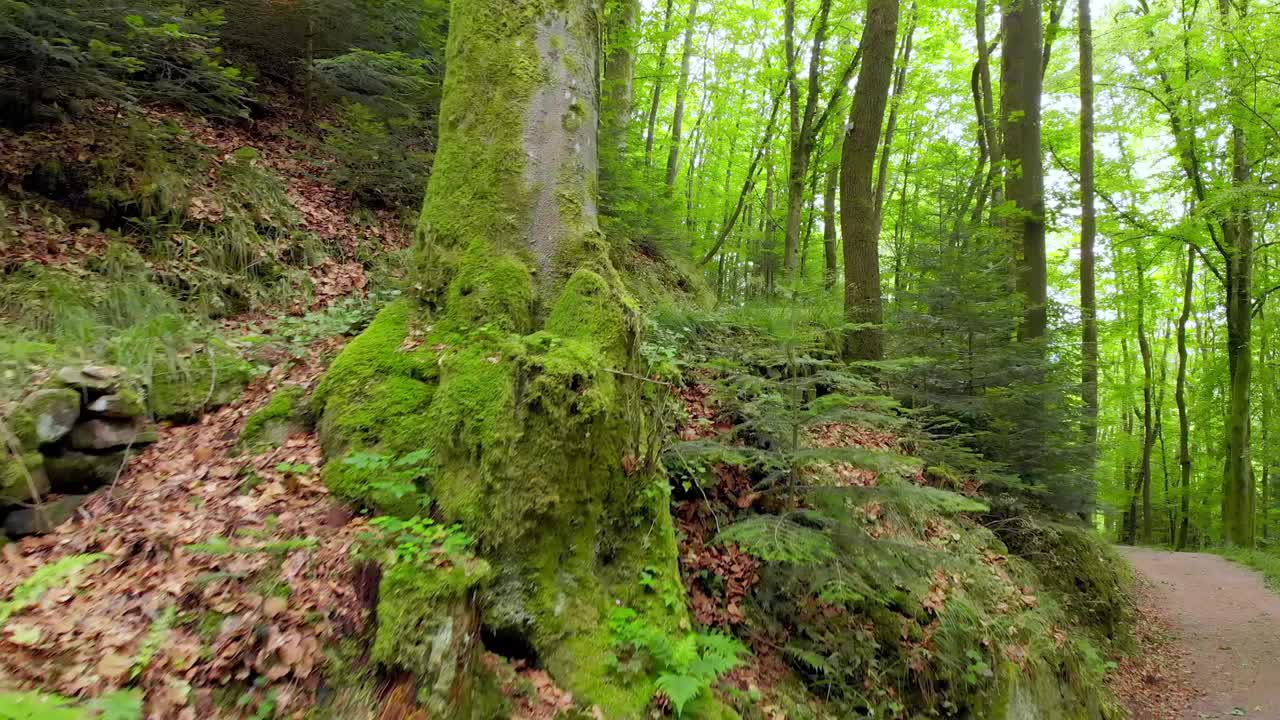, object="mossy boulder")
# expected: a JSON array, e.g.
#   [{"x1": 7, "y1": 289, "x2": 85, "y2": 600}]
[
  {"x1": 238, "y1": 386, "x2": 311, "y2": 453},
  {"x1": 45, "y1": 451, "x2": 127, "y2": 493},
  {"x1": 86, "y1": 390, "x2": 146, "y2": 418},
  {"x1": 20, "y1": 388, "x2": 81, "y2": 445},
  {"x1": 148, "y1": 344, "x2": 254, "y2": 421}
]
